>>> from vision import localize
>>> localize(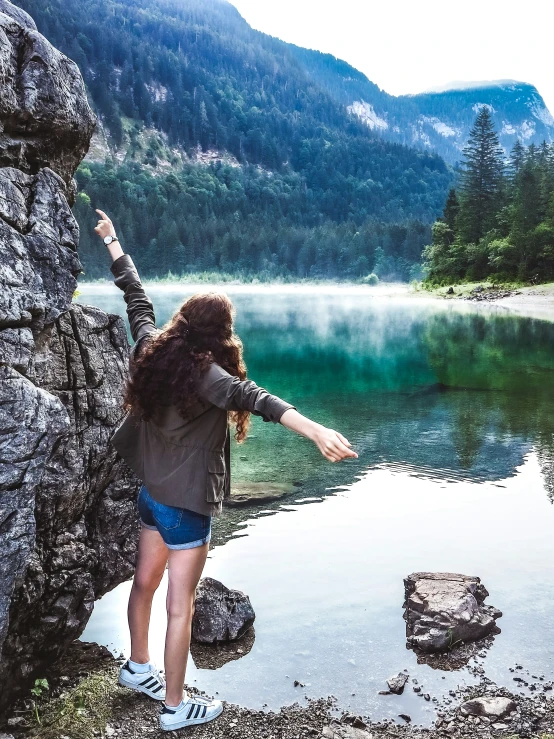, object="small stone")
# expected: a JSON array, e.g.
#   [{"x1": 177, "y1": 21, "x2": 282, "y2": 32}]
[
  {"x1": 491, "y1": 722, "x2": 508, "y2": 730},
  {"x1": 398, "y1": 713, "x2": 411, "y2": 723},
  {"x1": 7, "y1": 718, "x2": 25, "y2": 727},
  {"x1": 387, "y1": 672, "x2": 409, "y2": 694}
]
